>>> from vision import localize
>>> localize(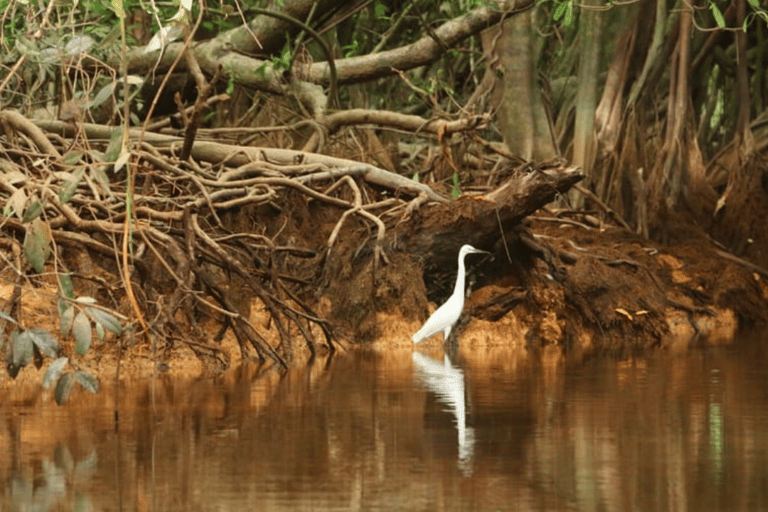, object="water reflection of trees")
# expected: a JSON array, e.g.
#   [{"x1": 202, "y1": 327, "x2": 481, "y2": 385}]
[{"x1": 1, "y1": 347, "x2": 768, "y2": 510}]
